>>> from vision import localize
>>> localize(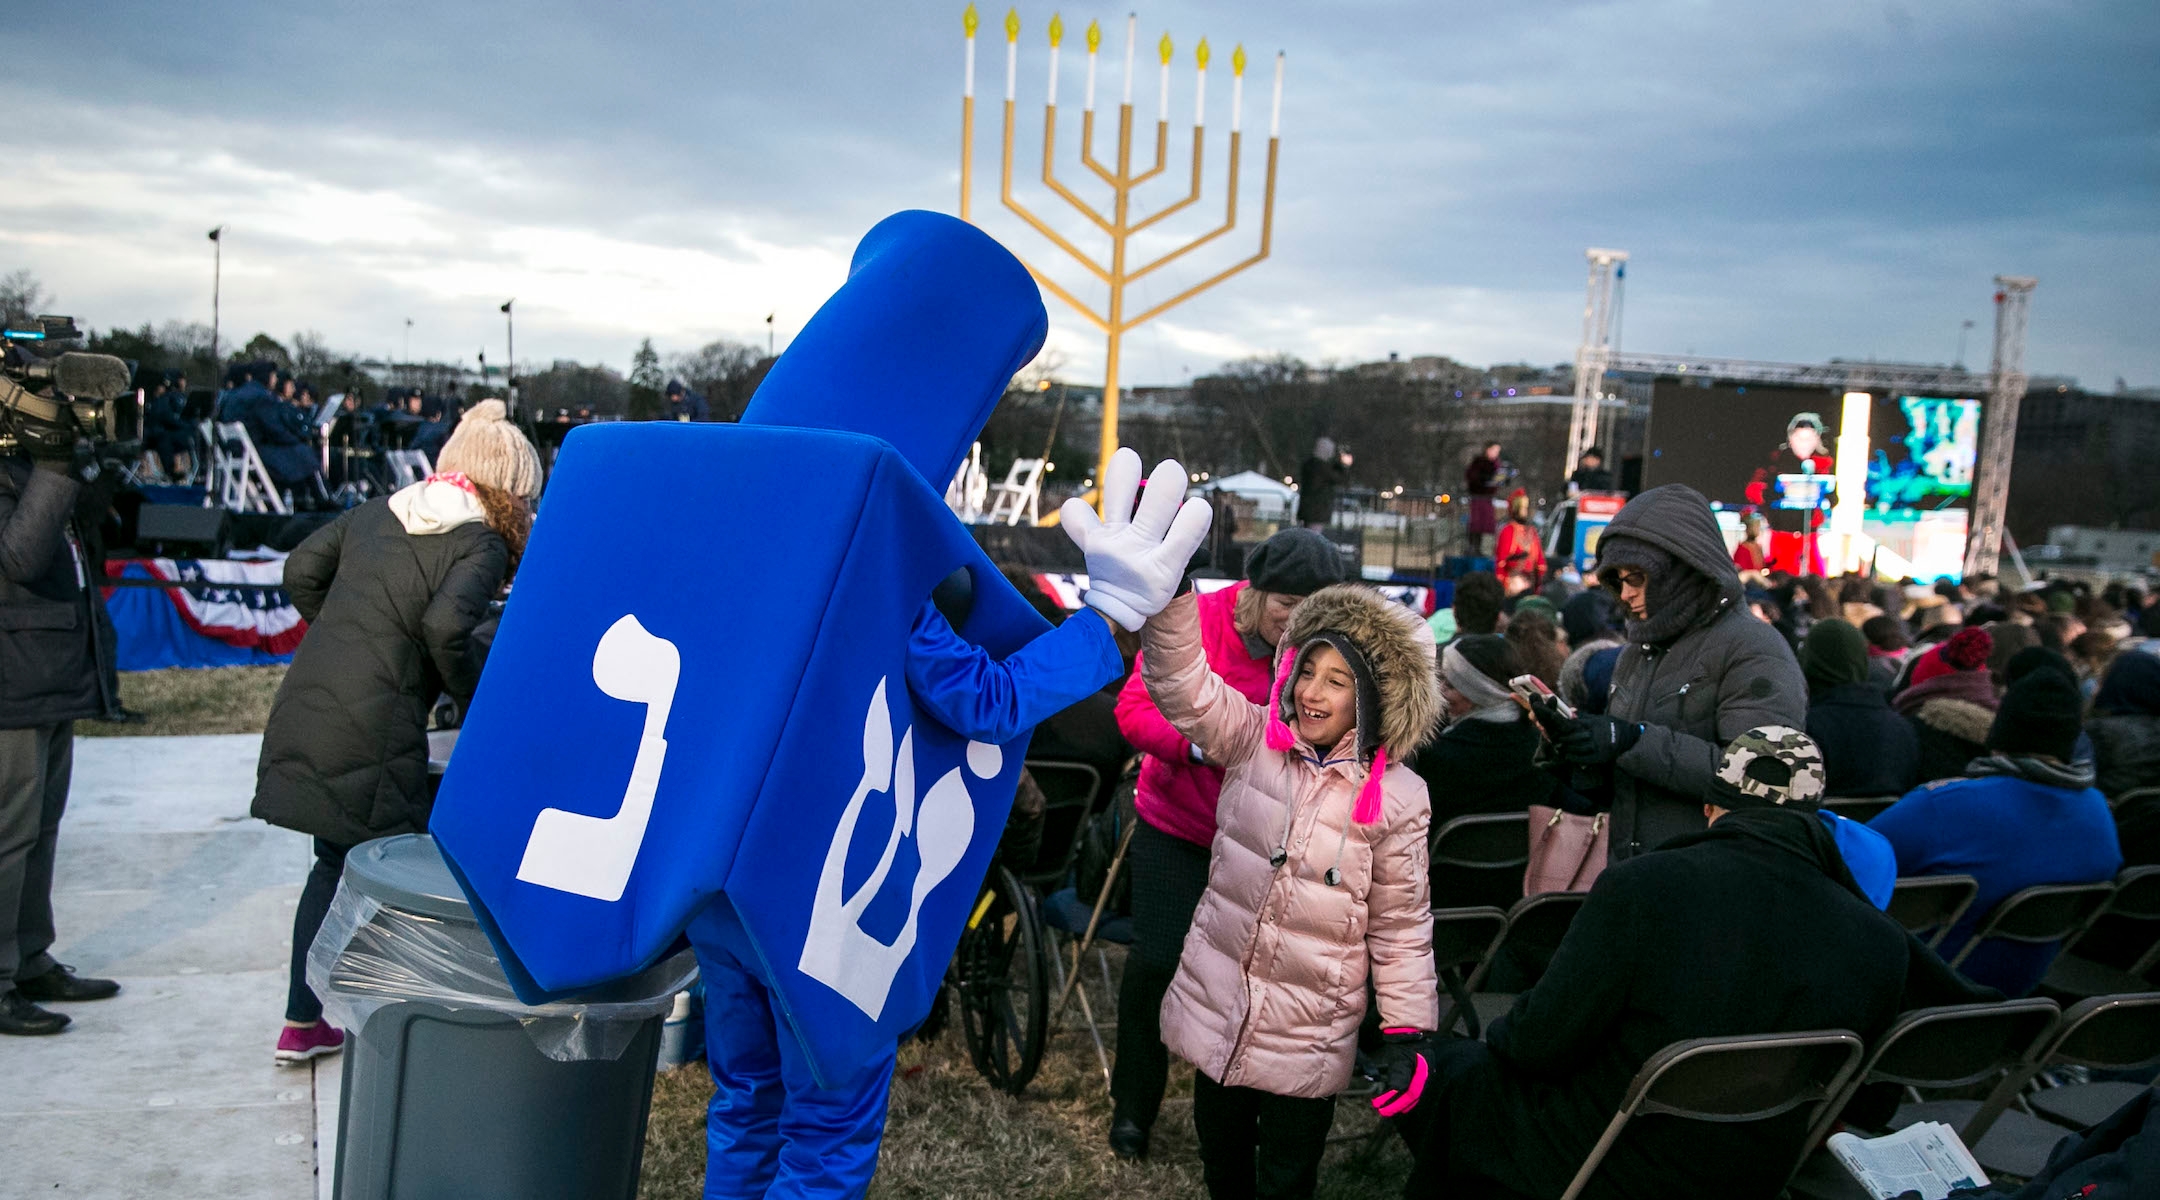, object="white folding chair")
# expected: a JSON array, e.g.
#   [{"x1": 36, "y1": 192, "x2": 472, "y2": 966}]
[
  {"x1": 209, "y1": 421, "x2": 289, "y2": 515},
  {"x1": 986, "y1": 457, "x2": 1045, "y2": 526}
]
